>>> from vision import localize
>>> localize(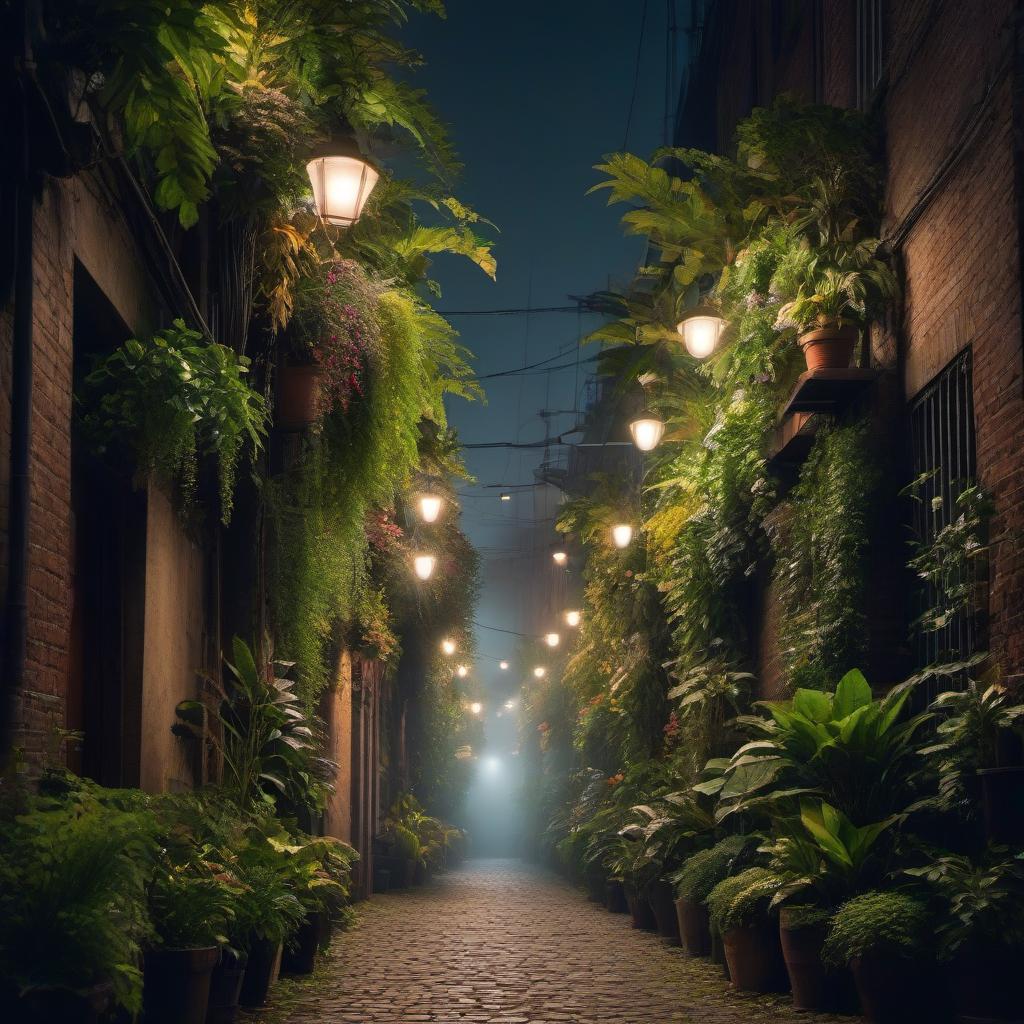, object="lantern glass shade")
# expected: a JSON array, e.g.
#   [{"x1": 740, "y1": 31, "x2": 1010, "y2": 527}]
[
  {"x1": 677, "y1": 313, "x2": 726, "y2": 359},
  {"x1": 629, "y1": 412, "x2": 665, "y2": 452},
  {"x1": 545, "y1": 632, "x2": 560, "y2": 648},
  {"x1": 552, "y1": 550, "x2": 568, "y2": 566},
  {"x1": 533, "y1": 666, "x2": 546, "y2": 678},
  {"x1": 612, "y1": 524, "x2": 634, "y2": 549},
  {"x1": 565, "y1": 609, "x2": 581, "y2": 627},
  {"x1": 413, "y1": 554, "x2": 436, "y2": 580},
  {"x1": 499, "y1": 660, "x2": 510, "y2": 670},
  {"x1": 306, "y1": 155, "x2": 380, "y2": 226},
  {"x1": 441, "y1": 638, "x2": 456, "y2": 656},
  {"x1": 418, "y1": 493, "x2": 443, "y2": 523},
  {"x1": 469, "y1": 701, "x2": 482, "y2": 714},
  {"x1": 457, "y1": 665, "x2": 469, "y2": 678}
]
